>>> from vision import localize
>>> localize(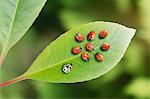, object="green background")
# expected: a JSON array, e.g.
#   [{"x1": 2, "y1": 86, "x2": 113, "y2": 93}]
[{"x1": 0, "y1": 0, "x2": 149, "y2": 98}]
